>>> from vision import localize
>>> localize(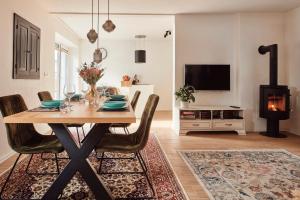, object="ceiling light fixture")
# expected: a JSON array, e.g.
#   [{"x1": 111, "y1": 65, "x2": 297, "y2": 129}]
[
  {"x1": 135, "y1": 35, "x2": 146, "y2": 63},
  {"x1": 87, "y1": 0, "x2": 98, "y2": 43},
  {"x1": 102, "y1": 0, "x2": 116, "y2": 32}
]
